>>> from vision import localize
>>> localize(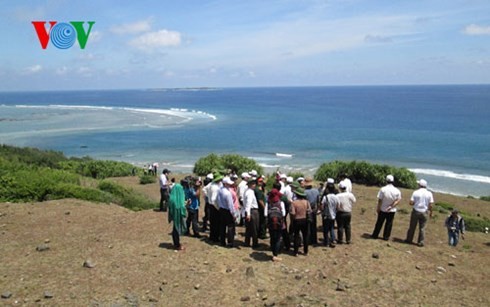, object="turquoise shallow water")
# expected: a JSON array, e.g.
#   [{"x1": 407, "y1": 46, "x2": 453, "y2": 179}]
[{"x1": 1, "y1": 85, "x2": 489, "y2": 197}]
